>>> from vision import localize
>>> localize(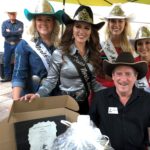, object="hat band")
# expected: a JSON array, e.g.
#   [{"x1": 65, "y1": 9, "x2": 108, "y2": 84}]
[{"x1": 73, "y1": 8, "x2": 93, "y2": 24}]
